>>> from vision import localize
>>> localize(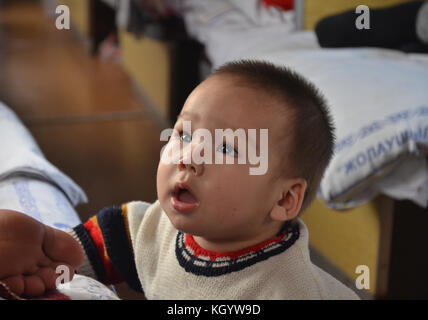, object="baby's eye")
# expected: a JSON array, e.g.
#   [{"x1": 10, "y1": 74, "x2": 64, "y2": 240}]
[
  {"x1": 180, "y1": 131, "x2": 192, "y2": 143},
  {"x1": 217, "y1": 143, "x2": 238, "y2": 157}
]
